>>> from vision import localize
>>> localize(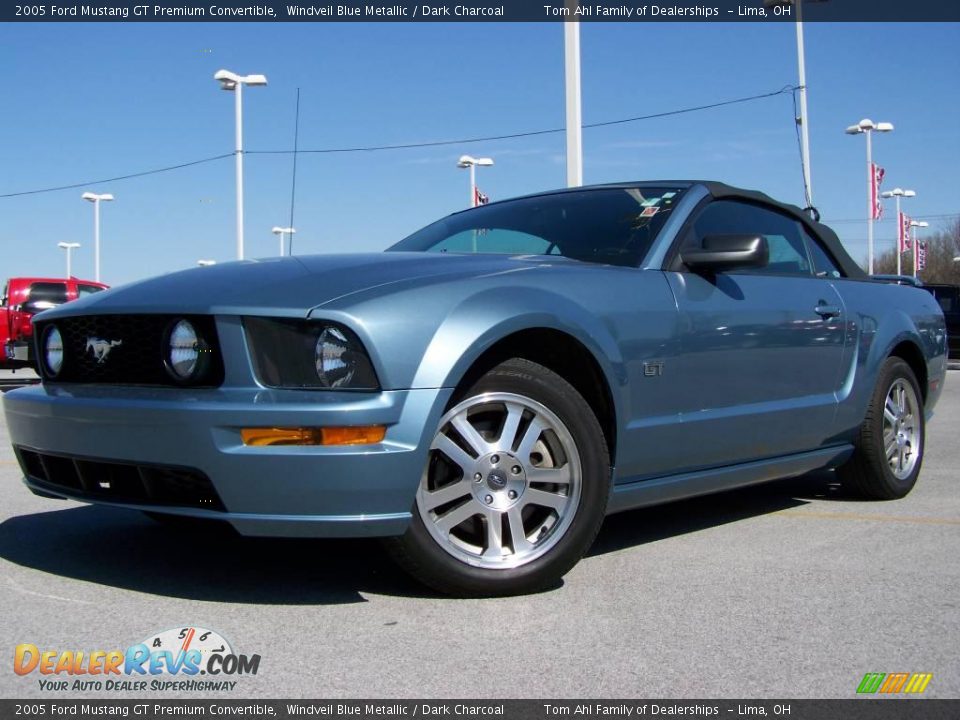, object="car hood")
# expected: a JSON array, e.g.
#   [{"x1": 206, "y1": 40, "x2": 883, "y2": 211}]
[{"x1": 37, "y1": 252, "x2": 566, "y2": 318}]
